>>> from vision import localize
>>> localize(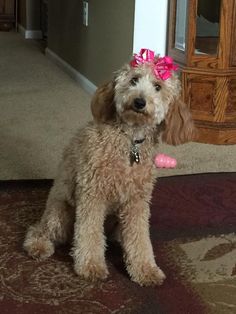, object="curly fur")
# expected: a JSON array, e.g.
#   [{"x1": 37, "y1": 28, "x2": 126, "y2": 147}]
[{"x1": 24, "y1": 62, "x2": 195, "y2": 286}]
